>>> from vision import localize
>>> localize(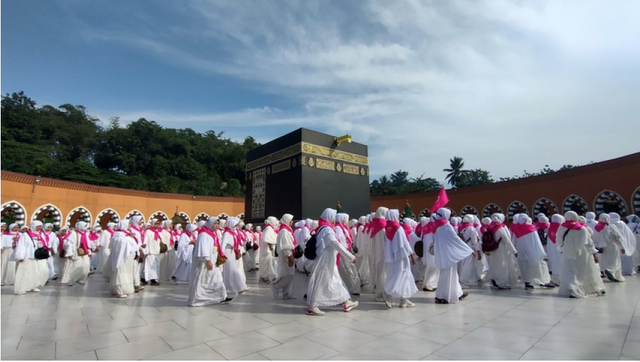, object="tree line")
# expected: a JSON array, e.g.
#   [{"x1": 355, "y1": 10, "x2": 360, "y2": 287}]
[
  {"x1": 1, "y1": 91, "x2": 259, "y2": 197},
  {"x1": 370, "y1": 156, "x2": 583, "y2": 196}
]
